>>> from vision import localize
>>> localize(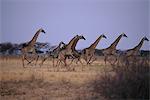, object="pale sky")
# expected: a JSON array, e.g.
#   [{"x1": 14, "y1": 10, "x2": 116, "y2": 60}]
[{"x1": 0, "y1": 0, "x2": 149, "y2": 50}]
